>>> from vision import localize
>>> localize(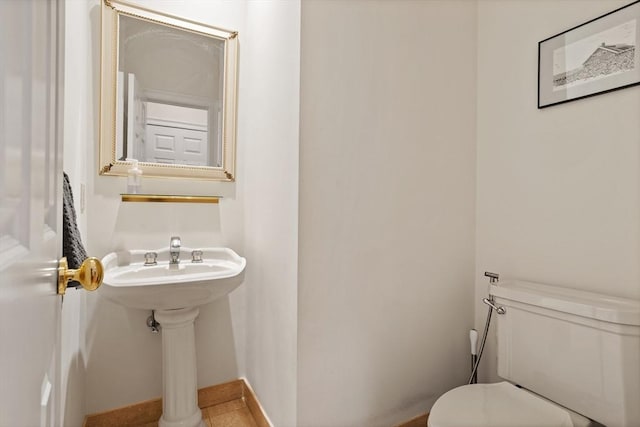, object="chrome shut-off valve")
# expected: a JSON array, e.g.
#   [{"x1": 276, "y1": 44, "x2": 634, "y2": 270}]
[
  {"x1": 484, "y1": 271, "x2": 505, "y2": 314},
  {"x1": 484, "y1": 271, "x2": 499, "y2": 283}
]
